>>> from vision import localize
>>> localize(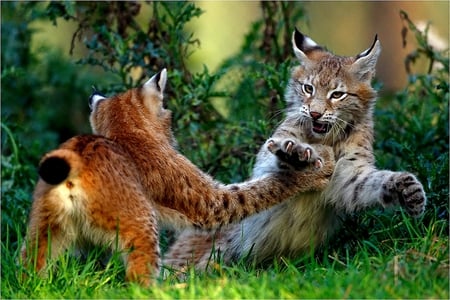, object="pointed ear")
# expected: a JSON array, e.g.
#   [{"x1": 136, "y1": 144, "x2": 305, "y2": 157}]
[
  {"x1": 351, "y1": 35, "x2": 381, "y2": 82},
  {"x1": 292, "y1": 28, "x2": 323, "y2": 63},
  {"x1": 143, "y1": 68, "x2": 167, "y2": 96},
  {"x1": 88, "y1": 87, "x2": 107, "y2": 110}
]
